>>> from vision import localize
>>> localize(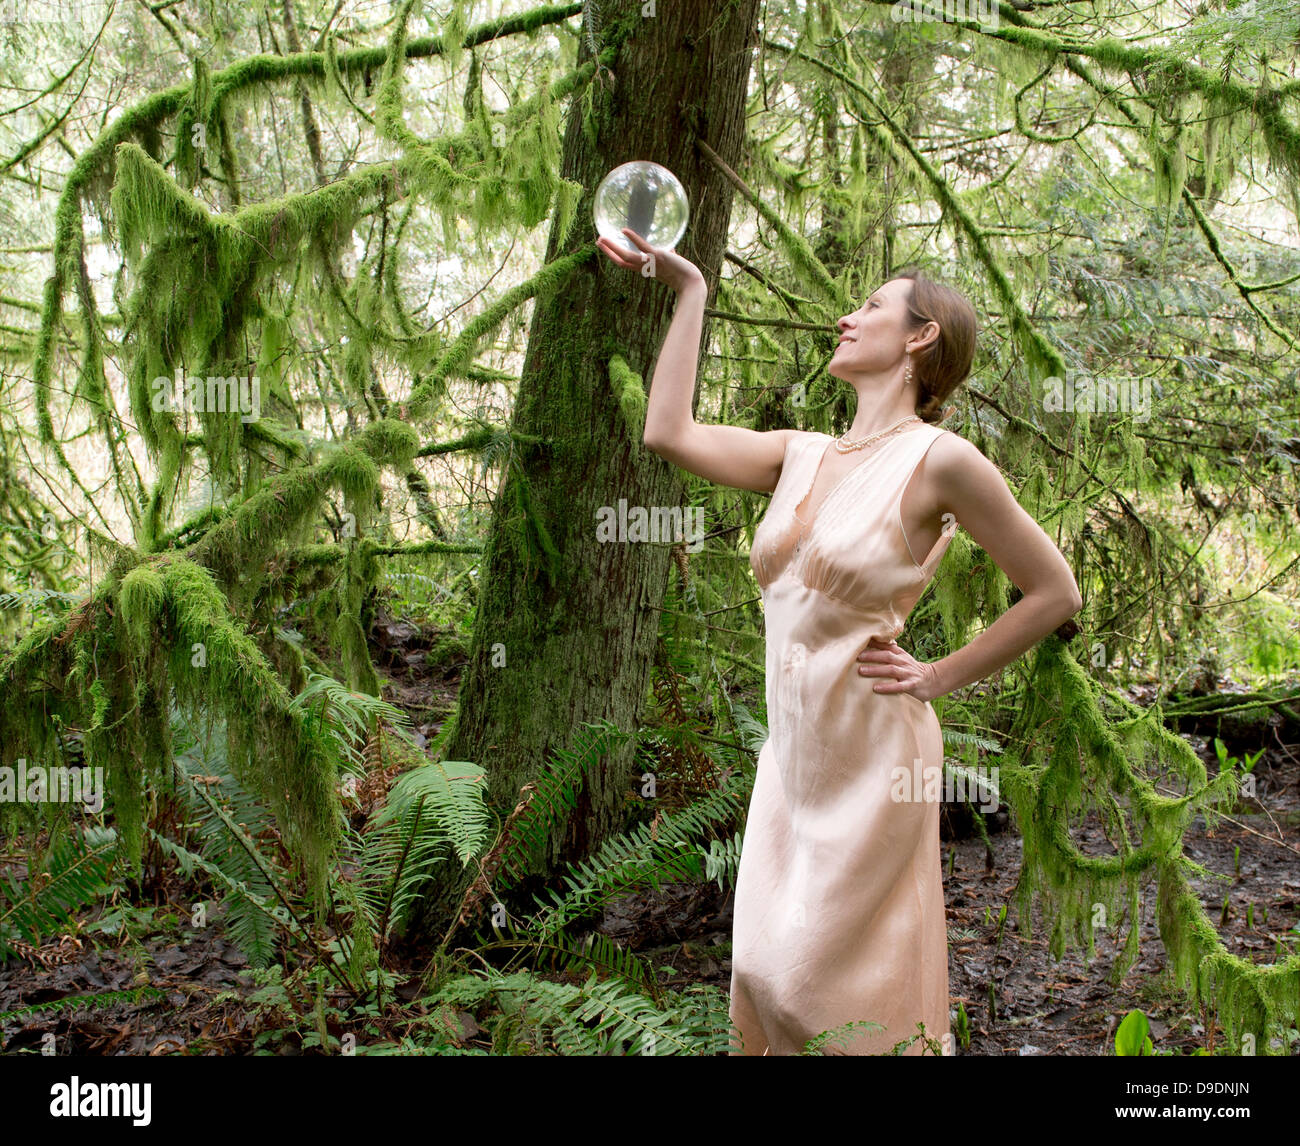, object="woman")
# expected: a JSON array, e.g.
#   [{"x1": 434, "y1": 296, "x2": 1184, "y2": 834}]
[{"x1": 598, "y1": 227, "x2": 1082, "y2": 1055}]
